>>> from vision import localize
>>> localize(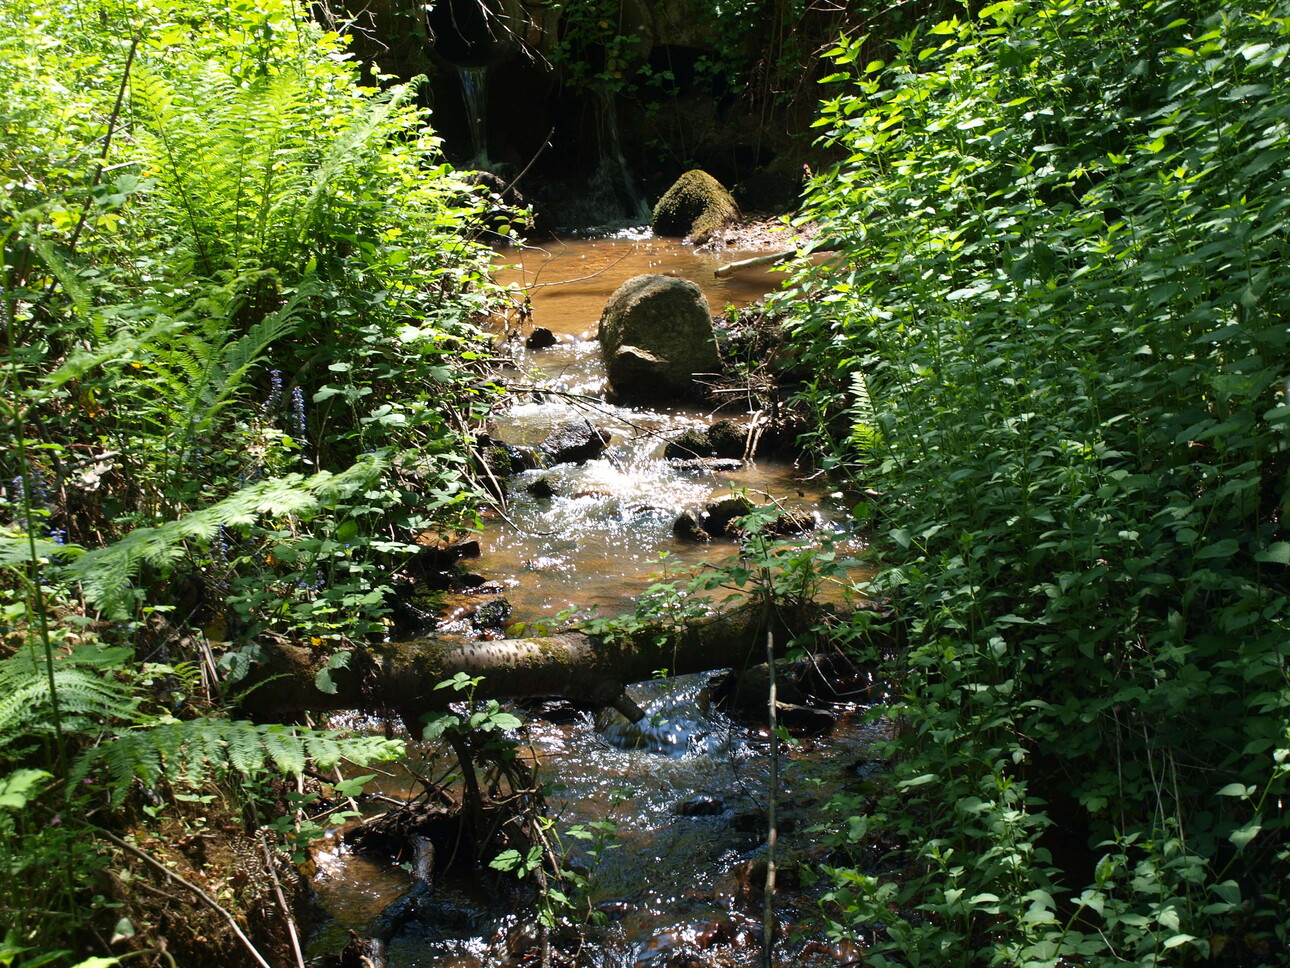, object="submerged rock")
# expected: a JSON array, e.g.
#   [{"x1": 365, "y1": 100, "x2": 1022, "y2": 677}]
[
  {"x1": 599, "y1": 274, "x2": 720, "y2": 402},
  {"x1": 652, "y1": 169, "x2": 740, "y2": 243},
  {"x1": 525, "y1": 326, "x2": 558, "y2": 350},
  {"x1": 675, "y1": 796, "x2": 725, "y2": 817},
  {"x1": 702, "y1": 495, "x2": 755, "y2": 537},
  {"x1": 672, "y1": 509, "x2": 711, "y2": 543},
  {"x1": 526, "y1": 476, "x2": 557, "y2": 499}
]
